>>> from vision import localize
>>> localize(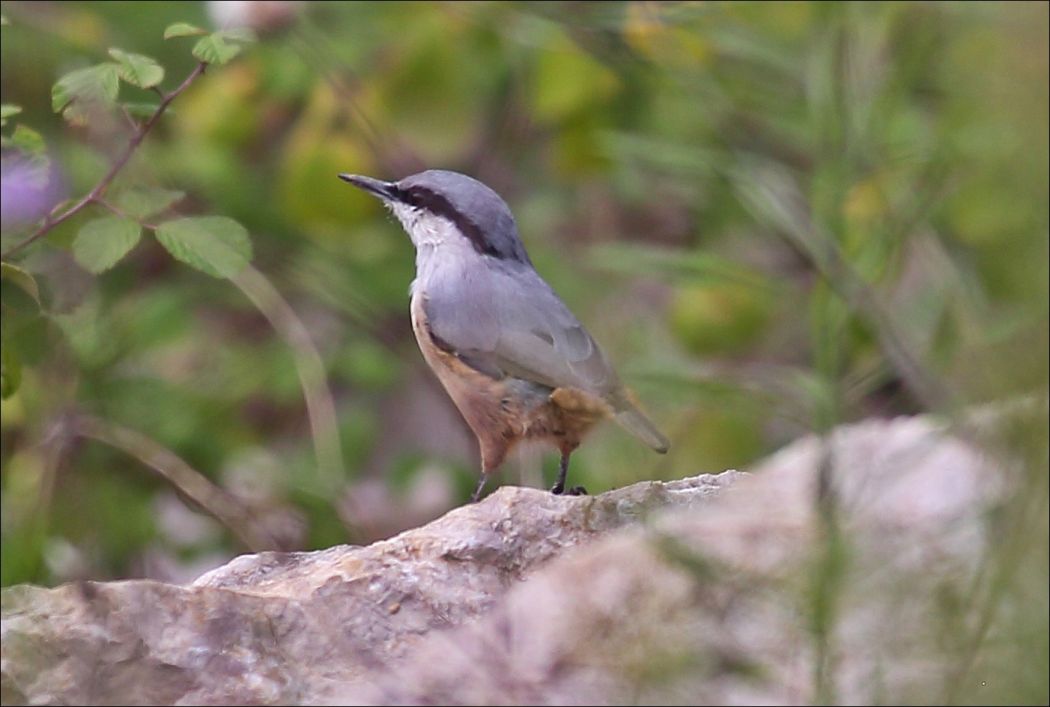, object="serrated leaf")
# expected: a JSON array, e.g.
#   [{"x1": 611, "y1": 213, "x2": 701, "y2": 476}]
[
  {"x1": 114, "y1": 187, "x2": 186, "y2": 220},
  {"x1": 164, "y1": 22, "x2": 206, "y2": 39},
  {"x1": 218, "y1": 27, "x2": 257, "y2": 43},
  {"x1": 0, "y1": 103, "x2": 20, "y2": 127},
  {"x1": 155, "y1": 216, "x2": 252, "y2": 278},
  {"x1": 51, "y1": 63, "x2": 120, "y2": 124},
  {"x1": 0, "y1": 262, "x2": 41, "y2": 312},
  {"x1": 52, "y1": 63, "x2": 120, "y2": 111},
  {"x1": 1, "y1": 343, "x2": 22, "y2": 400},
  {"x1": 108, "y1": 48, "x2": 165, "y2": 89},
  {"x1": 192, "y1": 33, "x2": 242, "y2": 66},
  {"x1": 73, "y1": 216, "x2": 142, "y2": 274},
  {"x1": 113, "y1": 188, "x2": 185, "y2": 219}
]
